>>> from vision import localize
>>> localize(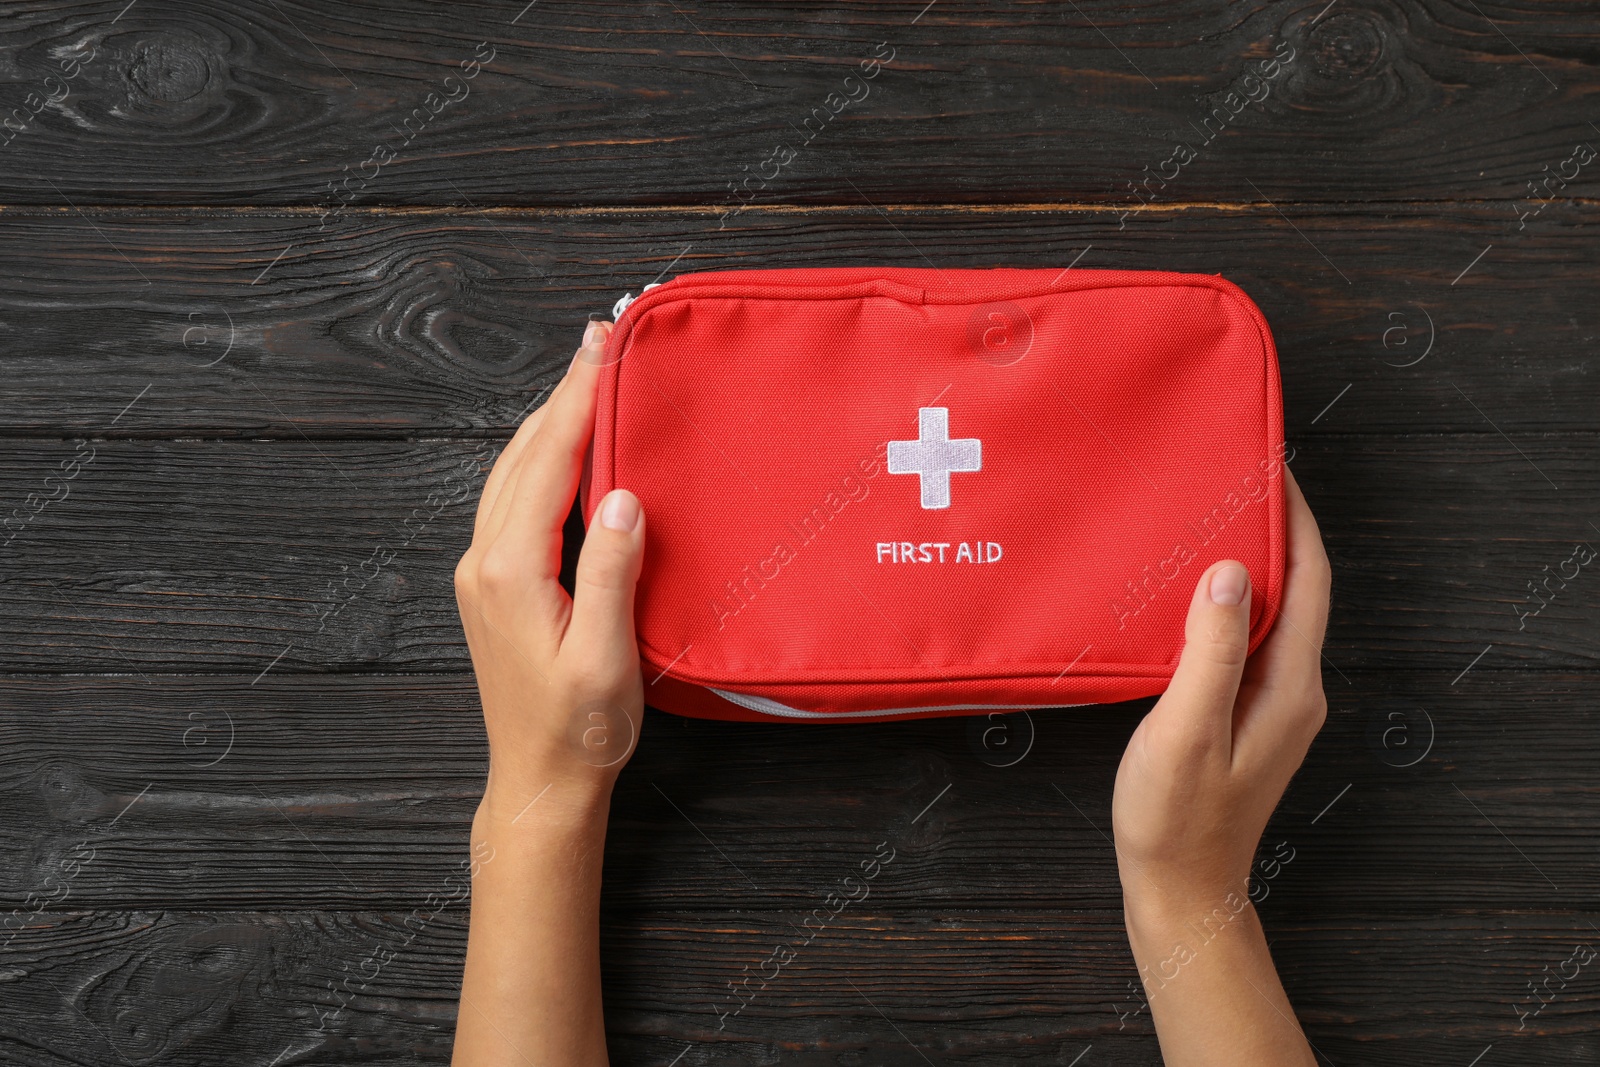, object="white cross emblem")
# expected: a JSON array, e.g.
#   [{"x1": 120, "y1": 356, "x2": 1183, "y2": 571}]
[{"x1": 887, "y1": 406, "x2": 982, "y2": 510}]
